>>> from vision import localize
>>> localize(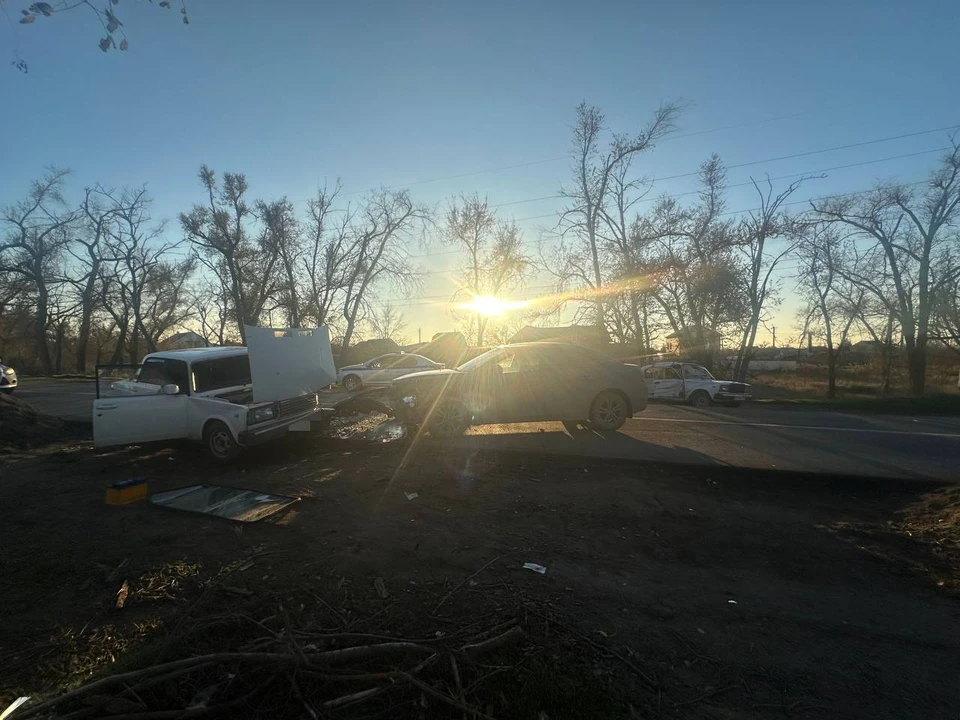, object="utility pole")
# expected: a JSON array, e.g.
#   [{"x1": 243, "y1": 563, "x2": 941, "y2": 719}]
[
  {"x1": 418, "y1": 327, "x2": 422, "y2": 345},
  {"x1": 771, "y1": 326, "x2": 777, "y2": 349}
]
